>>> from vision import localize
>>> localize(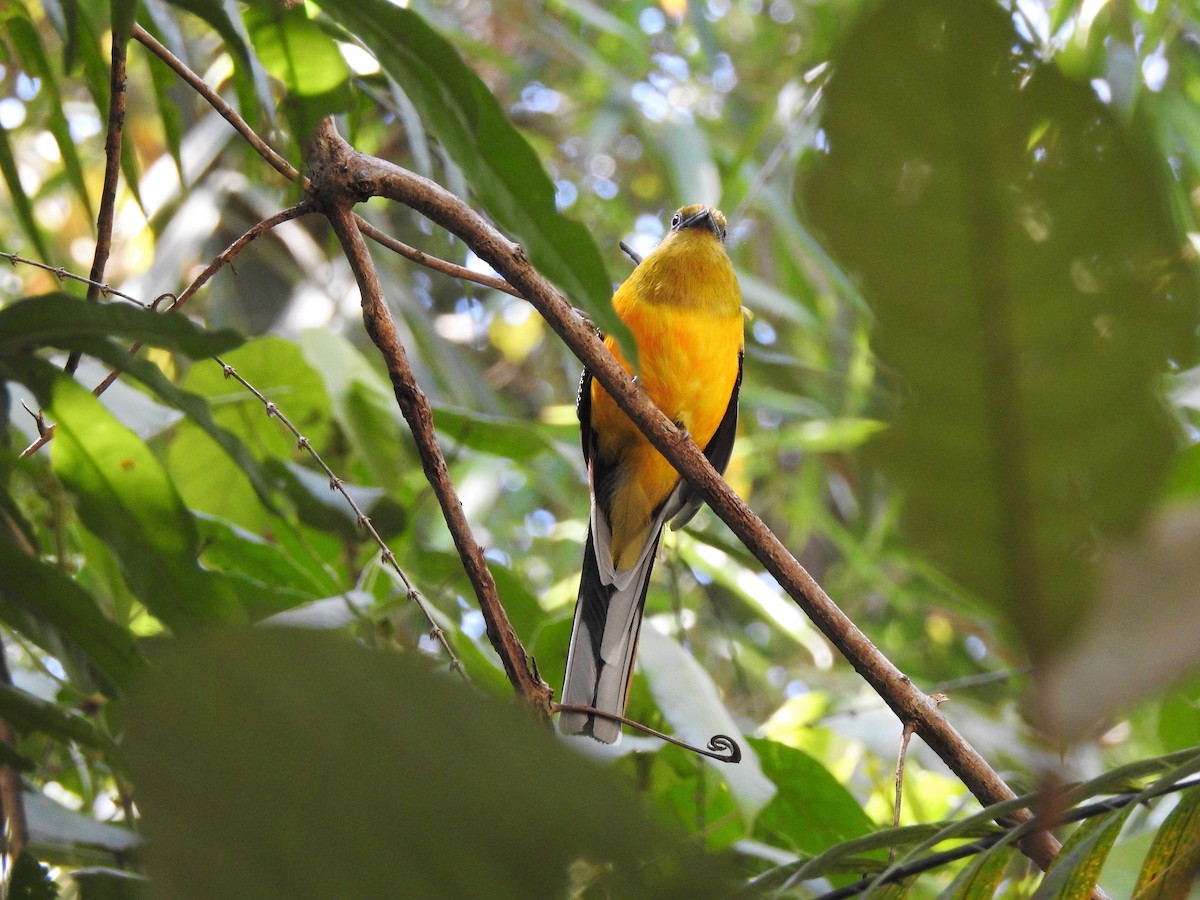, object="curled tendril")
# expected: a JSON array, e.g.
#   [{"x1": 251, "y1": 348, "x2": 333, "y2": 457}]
[
  {"x1": 552, "y1": 703, "x2": 743, "y2": 765},
  {"x1": 705, "y1": 734, "x2": 742, "y2": 764}
]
